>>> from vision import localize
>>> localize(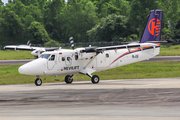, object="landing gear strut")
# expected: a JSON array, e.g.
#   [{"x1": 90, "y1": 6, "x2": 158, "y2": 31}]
[
  {"x1": 35, "y1": 78, "x2": 42, "y2": 86},
  {"x1": 80, "y1": 72, "x2": 100, "y2": 84},
  {"x1": 65, "y1": 75, "x2": 74, "y2": 84}
]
